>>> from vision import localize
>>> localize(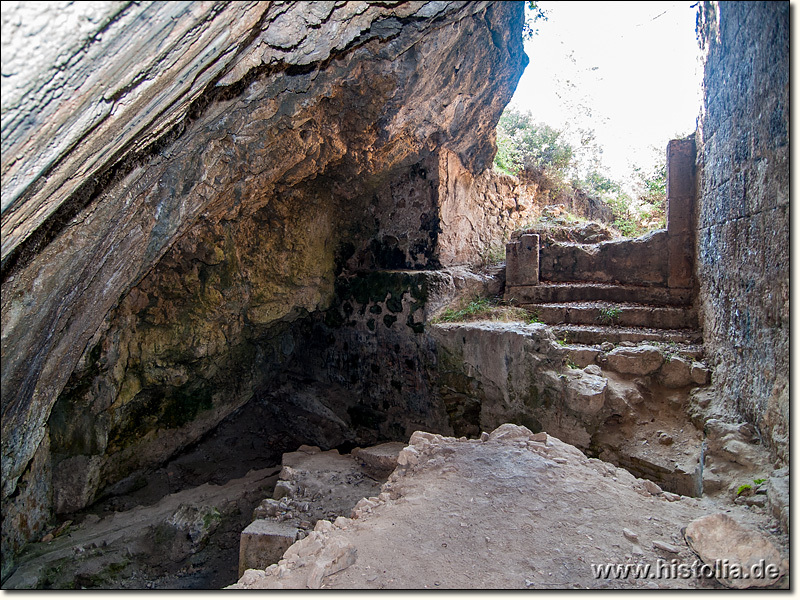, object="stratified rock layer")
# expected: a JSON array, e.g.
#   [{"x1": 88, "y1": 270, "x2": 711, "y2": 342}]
[{"x1": 1, "y1": 1, "x2": 527, "y2": 574}]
